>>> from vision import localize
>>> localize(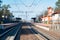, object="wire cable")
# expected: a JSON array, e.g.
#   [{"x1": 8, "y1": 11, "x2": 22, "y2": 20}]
[{"x1": 20, "y1": 0, "x2": 35, "y2": 7}]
